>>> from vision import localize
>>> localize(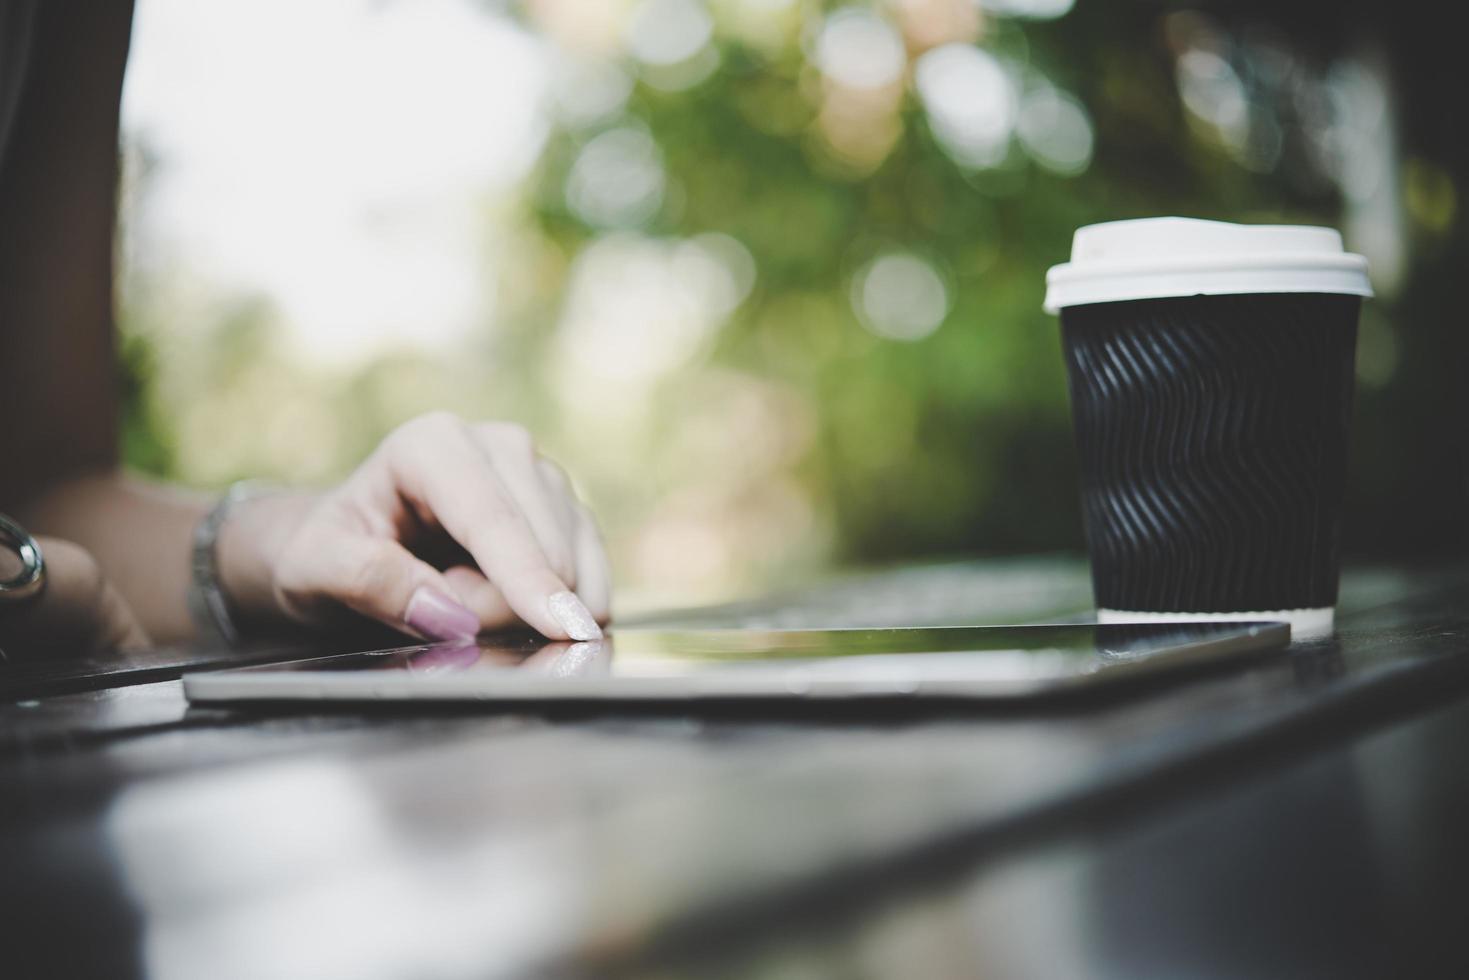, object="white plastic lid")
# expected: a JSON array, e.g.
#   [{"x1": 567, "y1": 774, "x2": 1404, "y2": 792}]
[{"x1": 1043, "y1": 217, "x2": 1373, "y2": 313}]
